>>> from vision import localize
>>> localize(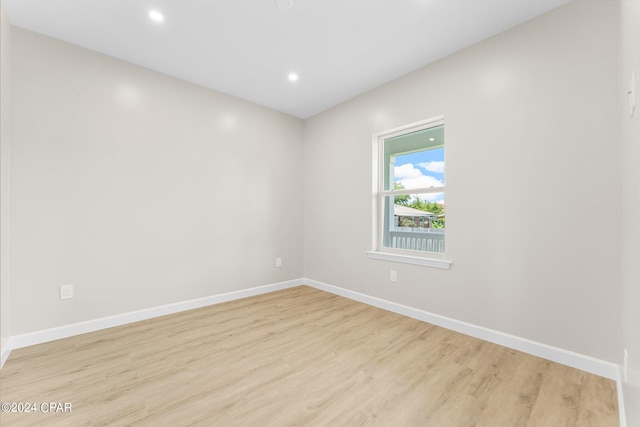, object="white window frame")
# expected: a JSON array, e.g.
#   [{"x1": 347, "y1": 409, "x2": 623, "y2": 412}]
[{"x1": 367, "y1": 116, "x2": 452, "y2": 269}]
